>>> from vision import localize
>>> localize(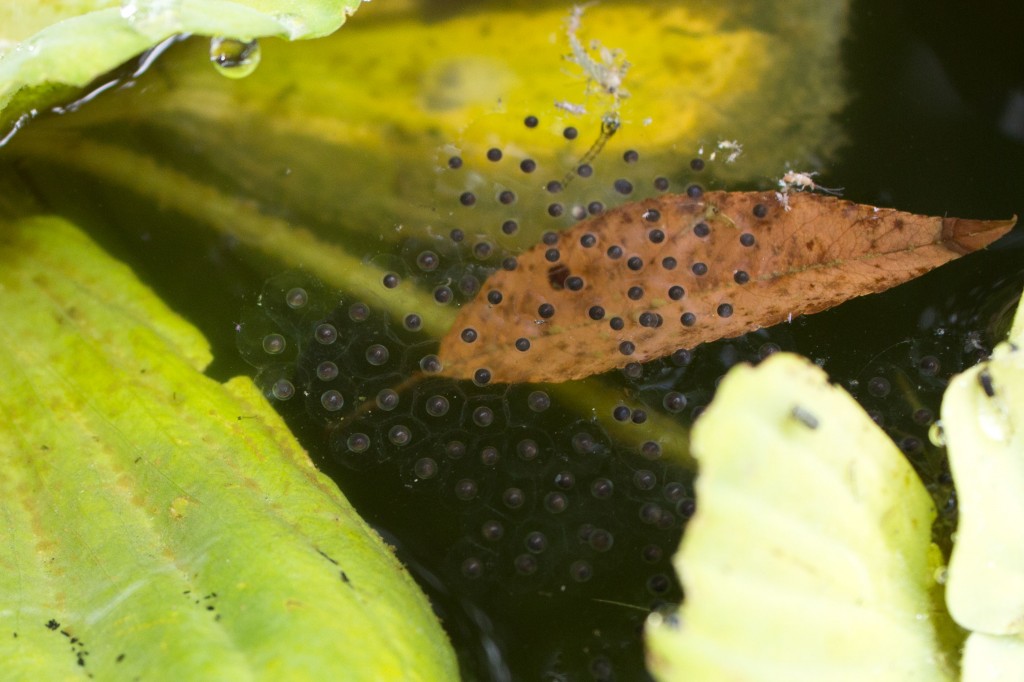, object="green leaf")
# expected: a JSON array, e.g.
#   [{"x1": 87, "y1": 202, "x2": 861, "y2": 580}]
[
  {"x1": 646, "y1": 353, "x2": 953, "y2": 681},
  {"x1": 0, "y1": 0, "x2": 366, "y2": 132},
  {"x1": 943, "y1": 287, "x2": 1024, "y2": 679},
  {"x1": 0, "y1": 214, "x2": 457, "y2": 679}
]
